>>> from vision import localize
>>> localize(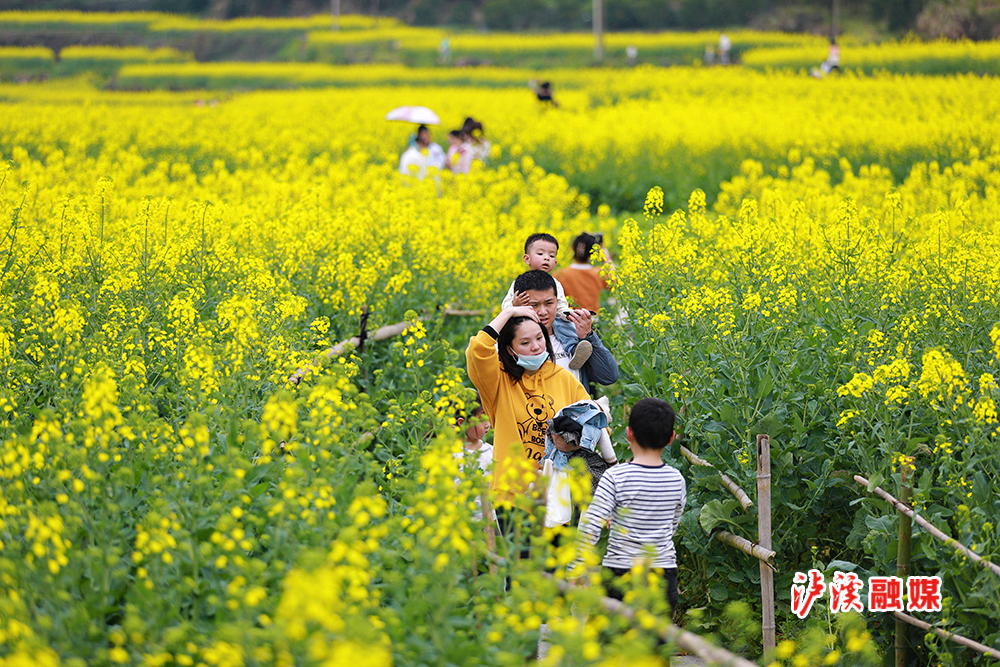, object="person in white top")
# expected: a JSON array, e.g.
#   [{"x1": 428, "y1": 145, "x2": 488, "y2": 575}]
[{"x1": 399, "y1": 125, "x2": 447, "y2": 179}]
